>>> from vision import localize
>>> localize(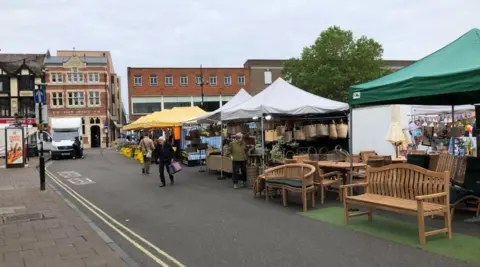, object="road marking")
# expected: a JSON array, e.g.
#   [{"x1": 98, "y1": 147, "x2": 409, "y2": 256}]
[
  {"x1": 67, "y1": 177, "x2": 96, "y2": 185},
  {"x1": 57, "y1": 171, "x2": 82, "y2": 179},
  {"x1": 44, "y1": 169, "x2": 186, "y2": 267}
]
